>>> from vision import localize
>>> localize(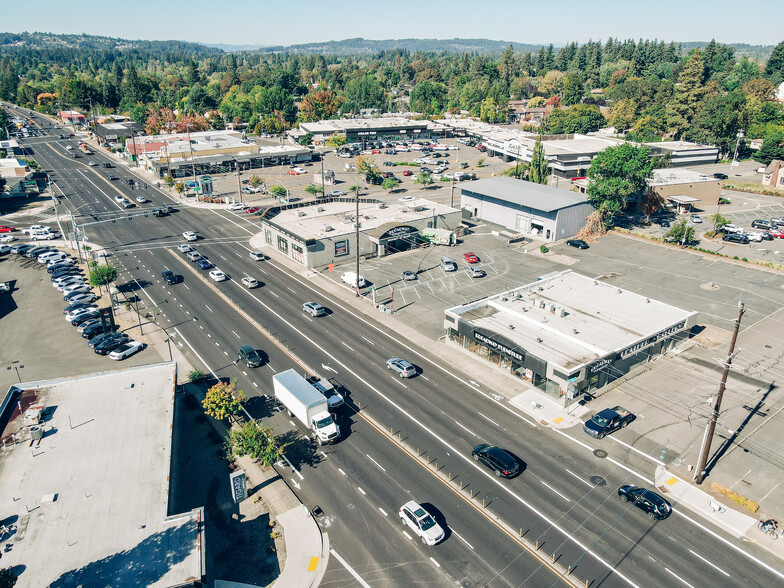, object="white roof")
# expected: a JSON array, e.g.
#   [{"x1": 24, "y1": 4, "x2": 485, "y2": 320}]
[
  {"x1": 447, "y1": 271, "x2": 695, "y2": 371},
  {"x1": 0, "y1": 363, "x2": 203, "y2": 586}
]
